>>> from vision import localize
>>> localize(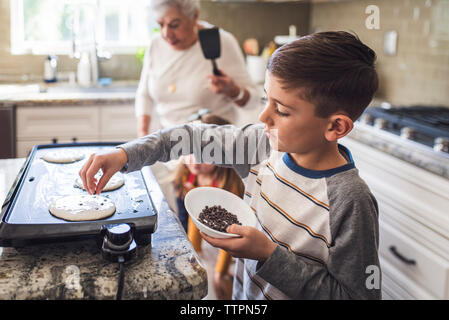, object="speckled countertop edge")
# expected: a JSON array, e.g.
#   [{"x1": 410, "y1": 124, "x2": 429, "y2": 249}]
[
  {"x1": 346, "y1": 122, "x2": 449, "y2": 180},
  {"x1": 0, "y1": 82, "x2": 137, "y2": 107},
  {"x1": 0, "y1": 94, "x2": 135, "y2": 107}
]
